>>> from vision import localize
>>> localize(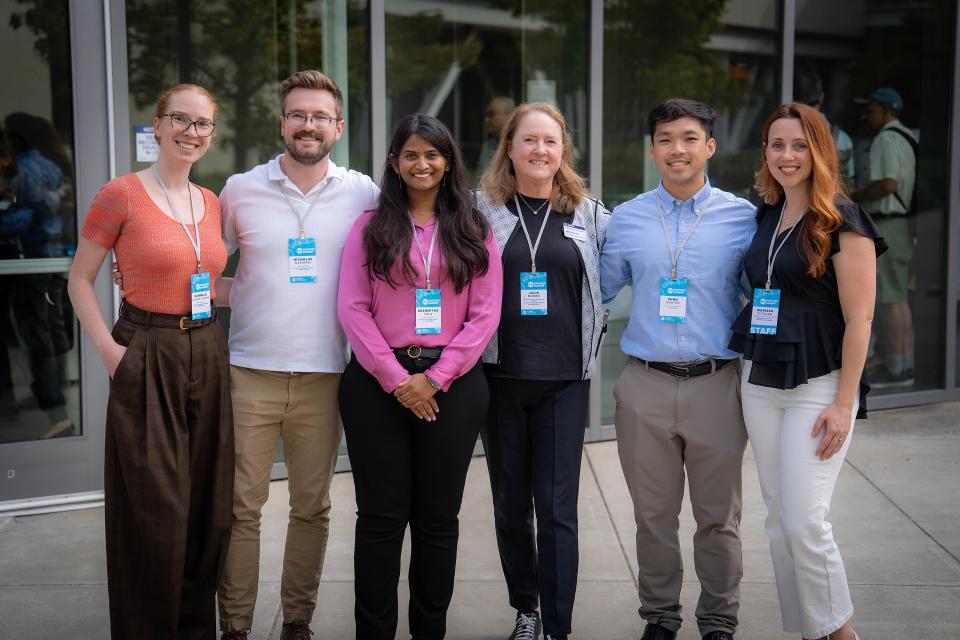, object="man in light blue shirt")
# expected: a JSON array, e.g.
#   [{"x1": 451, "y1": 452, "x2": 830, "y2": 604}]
[{"x1": 600, "y1": 99, "x2": 756, "y2": 640}]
